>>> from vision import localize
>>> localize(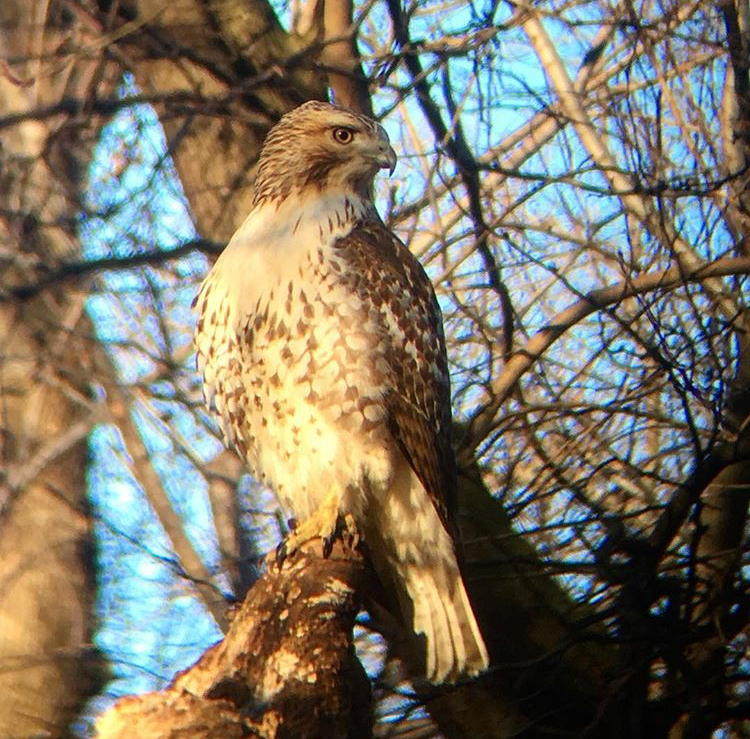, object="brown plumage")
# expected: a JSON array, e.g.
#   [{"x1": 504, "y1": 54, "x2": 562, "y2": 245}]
[{"x1": 194, "y1": 101, "x2": 488, "y2": 683}]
